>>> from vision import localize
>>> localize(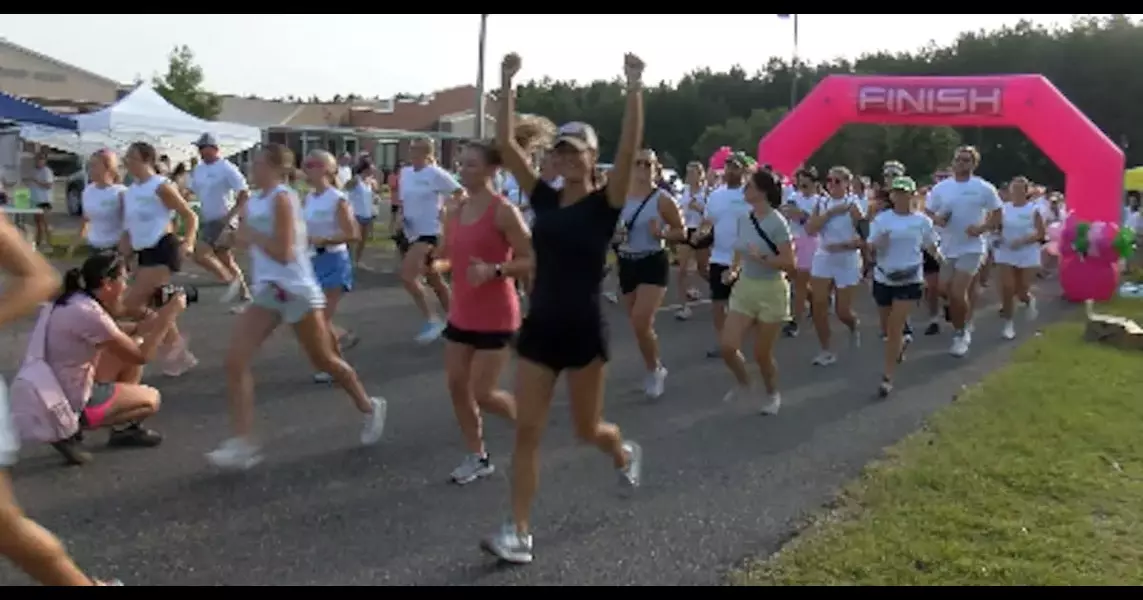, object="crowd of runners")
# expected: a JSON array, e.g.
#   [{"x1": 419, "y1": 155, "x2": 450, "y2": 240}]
[{"x1": 0, "y1": 50, "x2": 1074, "y2": 584}]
